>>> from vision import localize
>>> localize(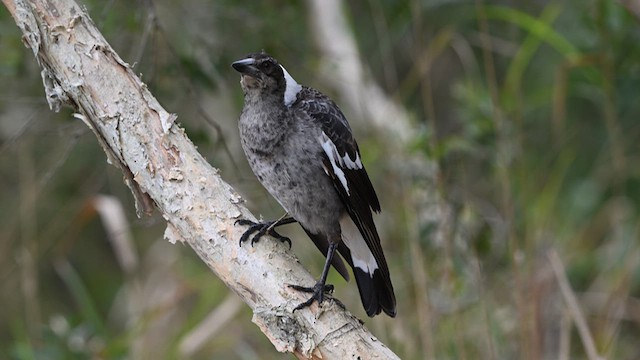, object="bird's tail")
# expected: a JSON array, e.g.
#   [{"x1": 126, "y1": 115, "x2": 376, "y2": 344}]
[{"x1": 338, "y1": 216, "x2": 396, "y2": 317}]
